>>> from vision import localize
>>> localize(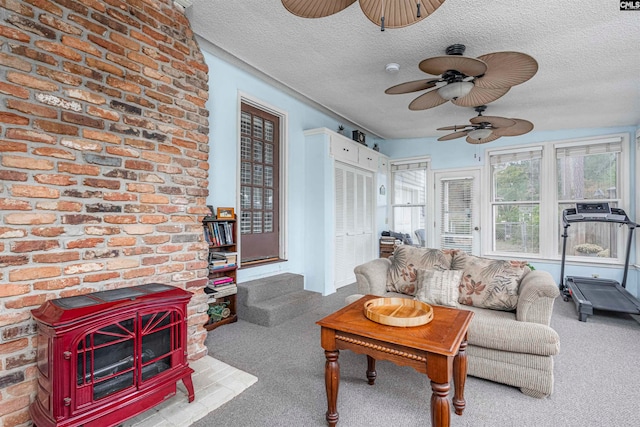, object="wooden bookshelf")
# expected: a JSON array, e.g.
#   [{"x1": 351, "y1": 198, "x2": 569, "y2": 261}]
[{"x1": 203, "y1": 216, "x2": 238, "y2": 331}]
